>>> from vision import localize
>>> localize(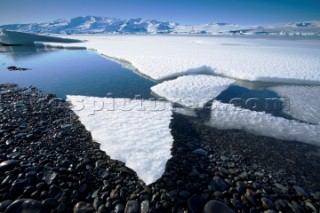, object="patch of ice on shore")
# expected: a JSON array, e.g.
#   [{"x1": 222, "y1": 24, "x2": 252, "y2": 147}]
[
  {"x1": 67, "y1": 95, "x2": 173, "y2": 184},
  {"x1": 207, "y1": 101, "x2": 320, "y2": 145},
  {"x1": 270, "y1": 86, "x2": 320, "y2": 125},
  {"x1": 44, "y1": 35, "x2": 320, "y2": 83},
  {"x1": 151, "y1": 75, "x2": 234, "y2": 108}
]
